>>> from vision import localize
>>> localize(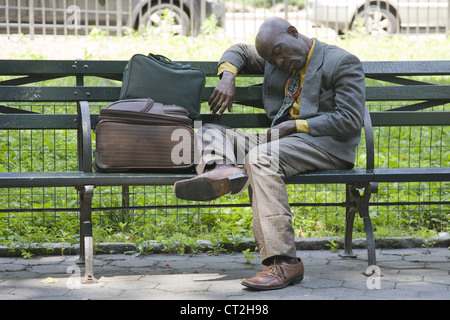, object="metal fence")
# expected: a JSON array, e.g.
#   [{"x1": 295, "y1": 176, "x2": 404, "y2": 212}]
[{"x1": 1, "y1": 0, "x2": 449, "y2": 40}]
